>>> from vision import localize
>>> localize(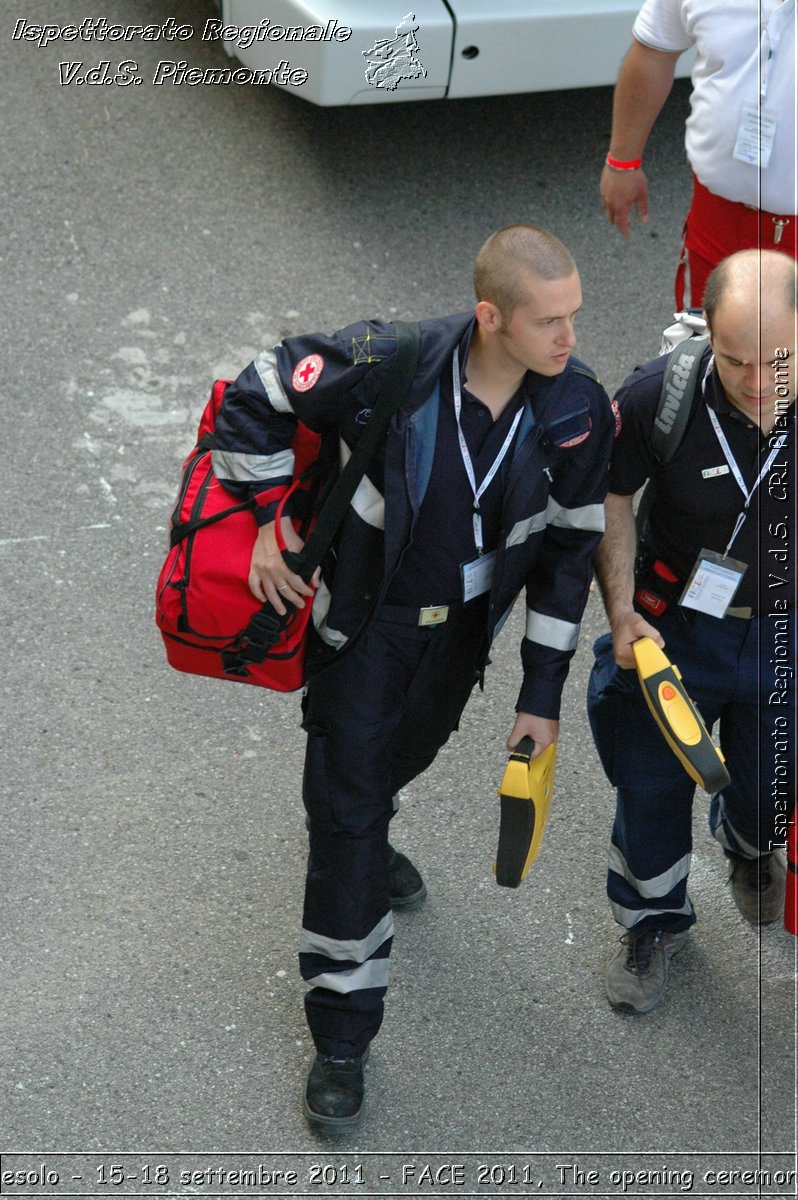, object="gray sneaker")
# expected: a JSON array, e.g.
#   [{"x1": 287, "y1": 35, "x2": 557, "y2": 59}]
[
  {"x1": 728, "y1": 852, "x2": 786, "y2": 925},
  {"x1": 606, "y1": 928, "x2": 689, "y2": 1014}
]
